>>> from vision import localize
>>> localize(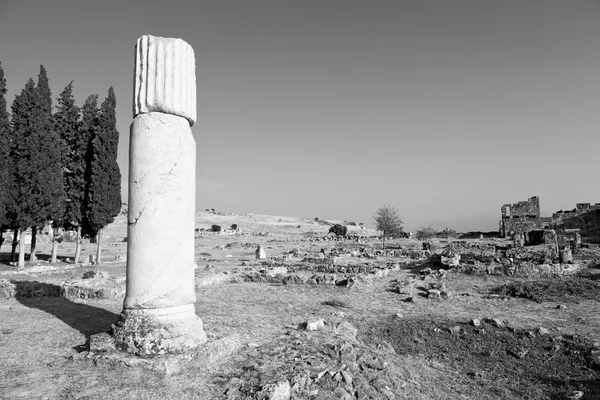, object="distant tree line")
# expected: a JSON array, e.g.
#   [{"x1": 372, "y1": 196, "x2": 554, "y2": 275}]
[{"x1": 0, "y1": 62, "x2": 121, "y2": 267}]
